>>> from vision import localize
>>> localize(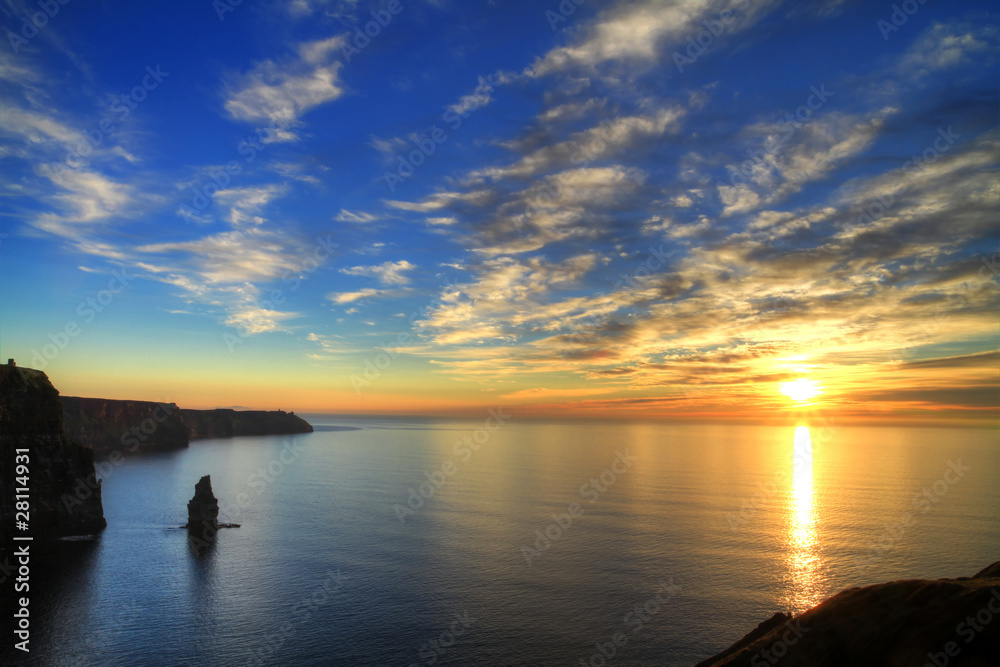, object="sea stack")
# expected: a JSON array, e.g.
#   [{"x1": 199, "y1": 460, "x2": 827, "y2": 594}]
[{"x1": 187, "y1": 475, "x2": 220, "y2": 530}]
